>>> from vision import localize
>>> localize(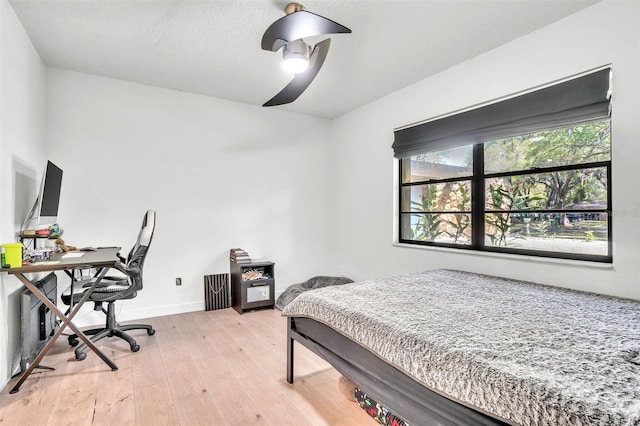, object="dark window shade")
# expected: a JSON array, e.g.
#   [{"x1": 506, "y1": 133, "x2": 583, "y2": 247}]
[{"x1": 392, "y1": 68, "x2": 611, "y2": 159}]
